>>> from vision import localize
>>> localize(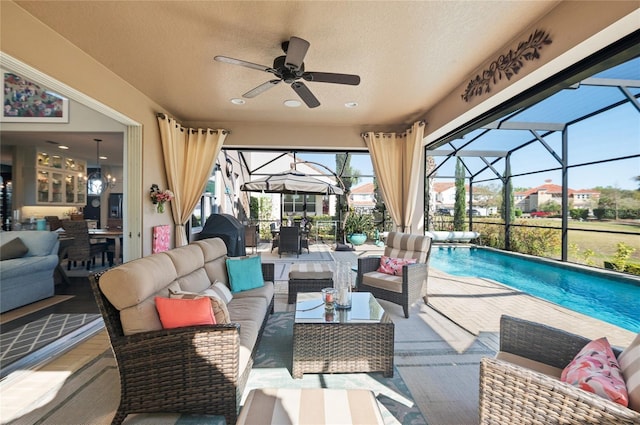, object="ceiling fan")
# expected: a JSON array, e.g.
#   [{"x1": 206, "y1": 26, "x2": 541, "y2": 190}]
[{"x1": 214, "y1": 36, "x2": 360, "y2": 108}]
